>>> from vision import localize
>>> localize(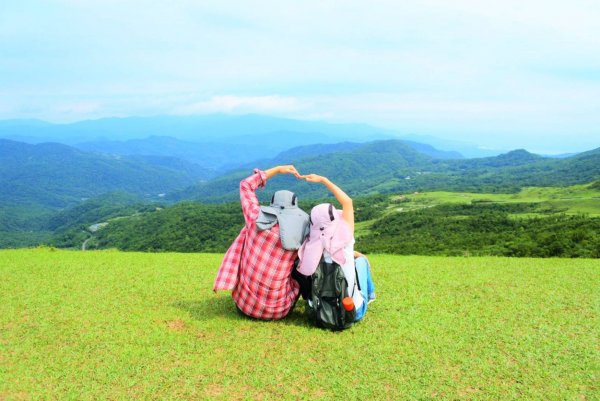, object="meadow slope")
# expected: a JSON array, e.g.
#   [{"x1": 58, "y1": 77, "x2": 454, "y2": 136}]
[{"x1": 0, "y1": 250, "x2": 598, "y2": 400}]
